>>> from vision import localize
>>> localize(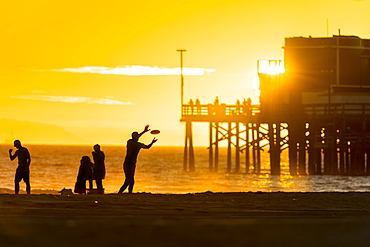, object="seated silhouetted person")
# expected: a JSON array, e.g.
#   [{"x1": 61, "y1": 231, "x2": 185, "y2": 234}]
[
  {"x1": 9, "y1": 140, "x2": 31, "y2": 194},
  {"x1": 74, "y1": 156, "x2": 93, "y2": 195},
  {"x1": 118, "y1": 125, "x2": 157, "y2": 194}
]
